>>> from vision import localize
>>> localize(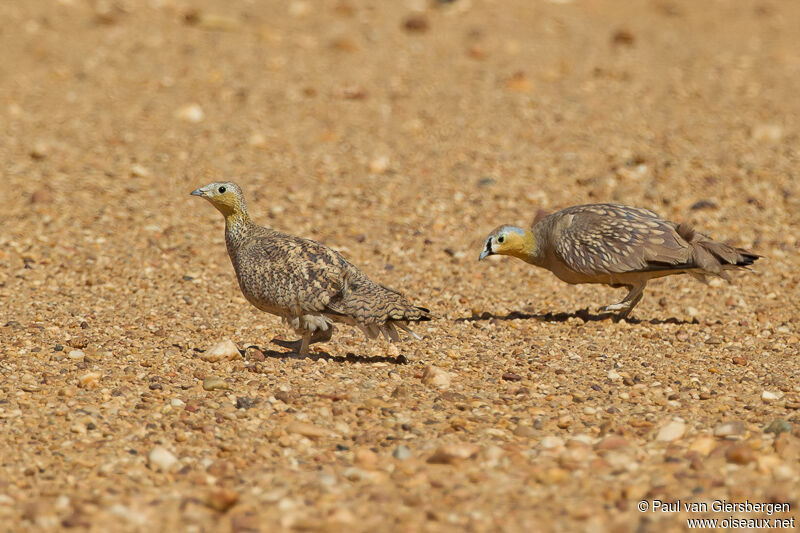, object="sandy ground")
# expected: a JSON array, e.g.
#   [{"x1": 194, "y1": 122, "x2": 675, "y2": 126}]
[{"x1": 1, "y1": 0, "x2": 799, "y2": 531}]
